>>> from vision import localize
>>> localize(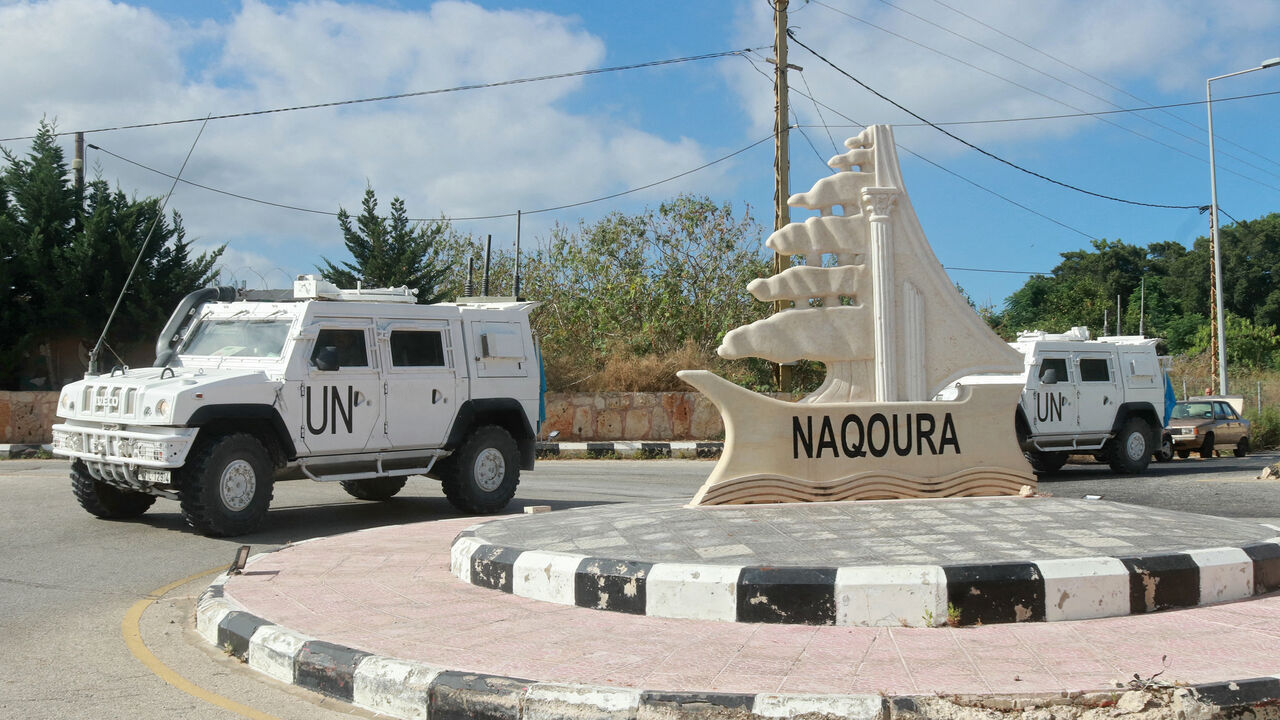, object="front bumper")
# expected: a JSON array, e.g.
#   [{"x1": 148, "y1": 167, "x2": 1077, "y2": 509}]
[
  {"x1": 1169, "y1": 429, "x2": 1202, "y2": 450},
  {"x1": 51, "y1": 422, "x2": 198, "y2": 493}
]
